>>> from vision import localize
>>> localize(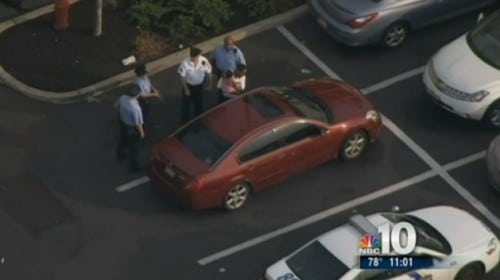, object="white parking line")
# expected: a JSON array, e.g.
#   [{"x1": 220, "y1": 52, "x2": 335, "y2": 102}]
[
  {"x1": 277, "y1": 25, "x2": 500, "y2": 229},
  {"x1": 362, "y1": 66, "x2": 425, "y2": 95},
  {"x1": 197, "y1": 170, "x2": 437, "y2": 266},
  {"x1": 115, "y1": 176, "x2": 150, "y2": 192},
  {"x1": 277, "y1": 26, "x2": 341, "y2": 80},
  {"x1": 443, "y1": 151, "x2": 486, "y2": 171},
  {"x1": 382, "y1": 116, "x2": 500, "y2": 229}
]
